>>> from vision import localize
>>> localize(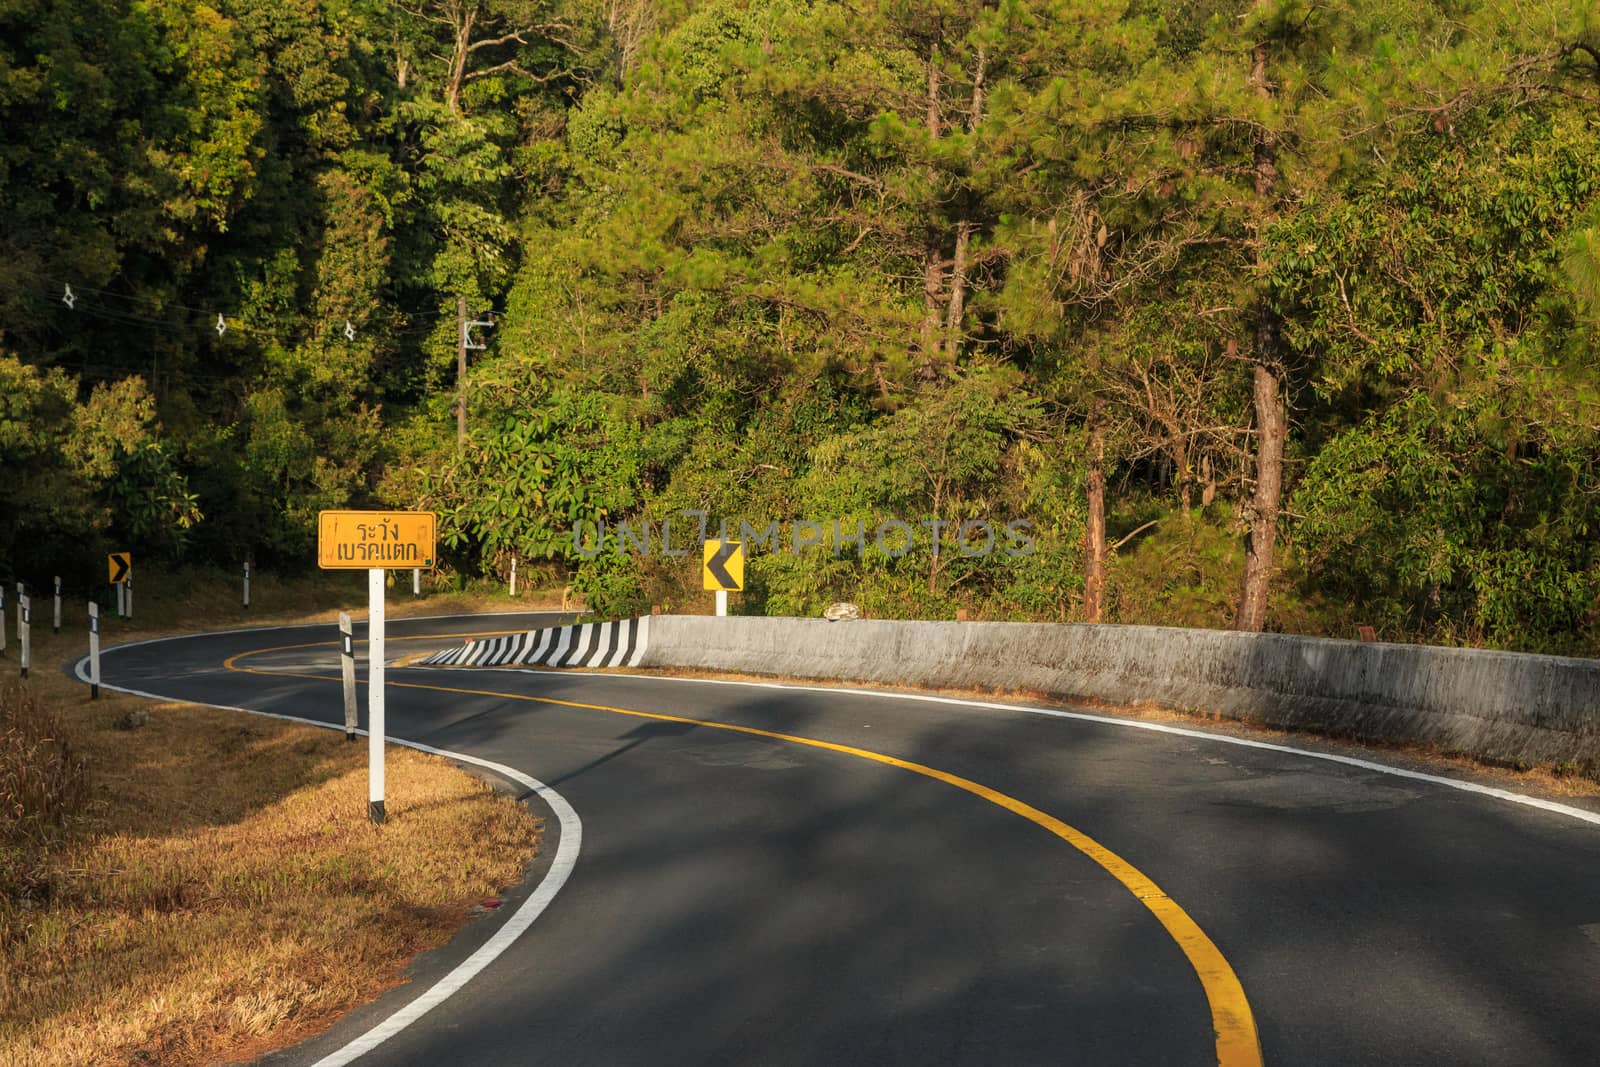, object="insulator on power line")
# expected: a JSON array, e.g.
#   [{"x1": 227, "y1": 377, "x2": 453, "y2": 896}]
[
  {"x1": 62, "y1": 284, "x2": 76, "y2": 309},
  {"x1": 215, "y1": 313, "x2": 228, "y2": 337},
  {"x1": 344, "y1": 319, "x2": 357, "y2": 341}
]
